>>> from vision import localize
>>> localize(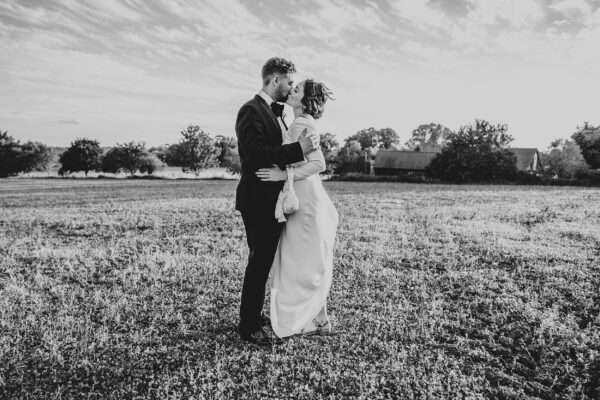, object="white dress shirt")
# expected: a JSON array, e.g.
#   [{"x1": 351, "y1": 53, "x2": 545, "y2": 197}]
[{"x1": 258, "y1": 90, "x2": 288, "y2": 134}]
